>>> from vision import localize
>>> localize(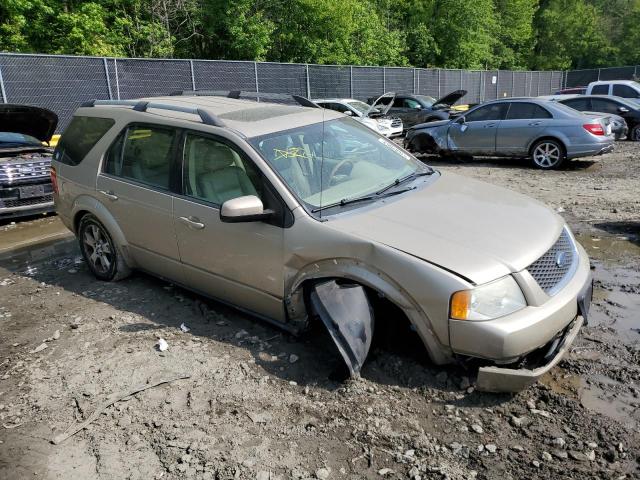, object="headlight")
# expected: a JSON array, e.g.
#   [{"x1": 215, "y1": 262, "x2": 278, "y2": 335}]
[
  {"x1": 450, "y1": 276, "x2": 526, "y2": 321},
  {"x1": 376, "y1": 123, "x2": 389, "y2": 132}
]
